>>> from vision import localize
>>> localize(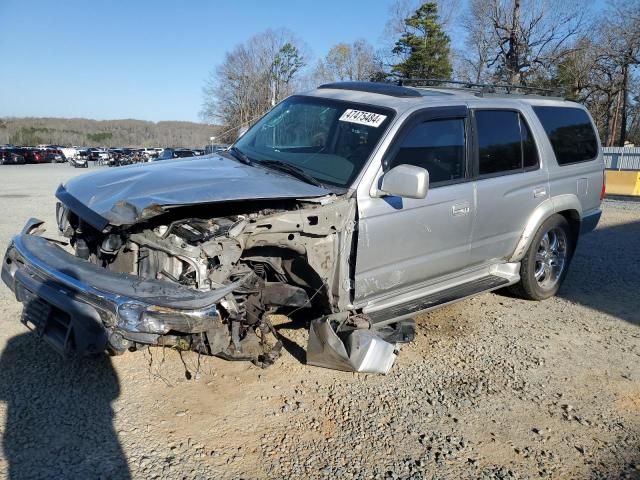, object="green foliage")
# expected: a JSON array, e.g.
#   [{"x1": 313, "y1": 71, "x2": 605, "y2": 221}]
[
  {"x1": 370, "y1": 70, "x2": 390, "y2": 82},
  {"x1": 272, "y1": 43, "x2": 305, "y2": 85},
  {"x1": 392, "y1": 2, "x2": 452, "y2": 80},
  {"x1": 271, "y1": 42, "x2": 306, "y2": 105},
  {"x1": 86, "y1": 132, "x2": 113, "y2": 143}
]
